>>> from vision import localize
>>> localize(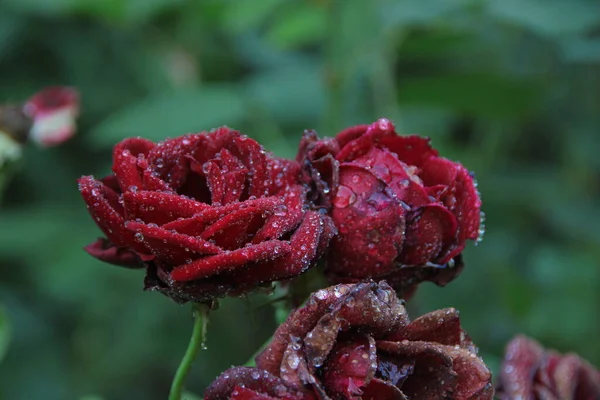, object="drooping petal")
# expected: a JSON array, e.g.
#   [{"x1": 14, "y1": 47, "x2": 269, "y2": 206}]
[{"x1": 84, "y1": 238, "x2": 143, "y2": 268}]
